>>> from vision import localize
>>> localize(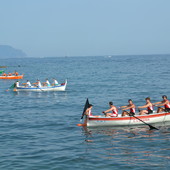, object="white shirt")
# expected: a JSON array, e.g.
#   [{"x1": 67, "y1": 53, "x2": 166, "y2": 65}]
[
  {"x1": 37, "y1": 81, "x2": 42, "y2": 88},
  {"x1": 54, "y1": 79, "x2": 58, "y2": 85},
  {"x1": 26, "y1": 81, "x2": 32, "y2": 87},
  {"x1": 46, "y1": 80, "x2": 50, "y2": 86},
  {"x1": 16, "y1": 81, "x2": 19, "y2": 87}
]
